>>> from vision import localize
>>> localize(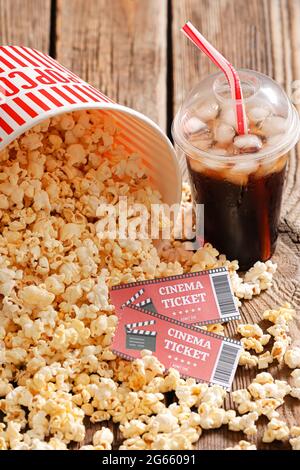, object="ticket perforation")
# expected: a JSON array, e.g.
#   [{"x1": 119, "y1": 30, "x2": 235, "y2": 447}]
[
  {"x1": 120, "y1": 302, "x2": 242, "y2": 343},
  {"x1": 111, "y1": 267, "x2": 228, "y2": 290}
]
